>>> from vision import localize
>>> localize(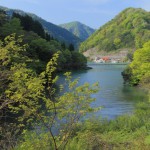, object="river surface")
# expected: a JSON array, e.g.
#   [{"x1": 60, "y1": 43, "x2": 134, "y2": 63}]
[{"x1": 59, "y1": 63, "x2": 148, "y2": 120}]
